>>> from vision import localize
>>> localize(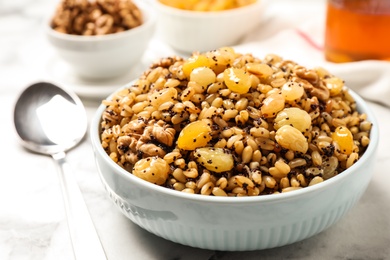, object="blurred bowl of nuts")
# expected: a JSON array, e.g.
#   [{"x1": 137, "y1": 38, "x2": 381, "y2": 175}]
[
  {"x1": 46, "y1": 0, "x2": 155, "y2": 79},
  {"x1": 90, "y1": 47, "x2": 379, "y2": 250},
  {"x1": 153, "y1": 0, "x2": 268, "y2": 53}
]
